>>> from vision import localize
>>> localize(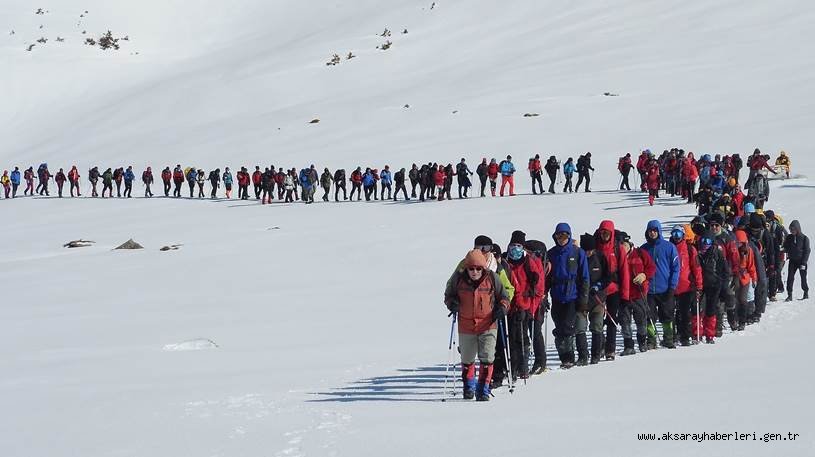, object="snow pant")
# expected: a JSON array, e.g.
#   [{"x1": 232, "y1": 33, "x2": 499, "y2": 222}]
[
  {"x1": 70, "y1": 180, "x2": 80, "y2": 197},
  {"x1": 735, "y1": 281, "x2": 755, "y2": 326},
  {"x1": 457, "y1": 181, "x2": 469, "y2": 198},
  {"x1": 363, "y1": 185, "x2": 374, "y2": 201},
  {"x1": 508, "y1": 311, "x2": 530, "y2": 377},
  {"x1": 551, "y1": 299, "x2": 577, "y2": 364},
  {"x1": 124, "y1": 181, "x2": 133, "y2": 198},
  {"x1": 461, "y1": 329, "x2": 497, "y2": 397},
  {"x1": 530, "y1": 172, "x2": 543, "y2": 194},
  {"x1": 285, "y1": 189, "x2": 293, "y2": 203},
  {"x1": 350, "y1": 182, "x2": 362, "y2": 200},
  {"x1": 575, "y1": 303, "x2": 604, "y2": 361},
  {"x1": 39, "y1": 181, "x2": 49, "y2": 196},
  {"x1": 753, "y1": 274, "x2": 768, "y2": 317},
  {"x1": 604, "y1": 293, "x2": 621, "y2": 354},
  {"x1": 563, "y1": 174, "x2": 573, "y2": 192},
  {"x1": 647, "y1": 291, "x2": 676, "y2": 346},
  {"x1": 36, "y1": 180, "x2": 43, "y2": 194},
  {"x1": 620, "y1": 172, "x2": 631, "y2": 190},
  {"x1": 716, "y1": 278, "x2": 738, "y2": 333},
  {"x1": 768, "y1": 262, "x2": 782, "y2": 298},
  {"x1": 427, "y1": 181, "x2": 436, "y2": 198},
  {"x1": 254, "y1": 183, "x2": 261, "y2": 199},
  {"x1": 410, "y1": 179, "x2": 418, "y2": 198},
  {"x1": 787, "y1": 261, "x2": 809, "y2": 296},
  {"x1": 3, "y1": 185, "x2": 9, "y2": 198},
  {"x1": 531, "y1": 305, "x2": 547, "y2": 369},
  {"x1": 394, "y1": 183, "x2": 408, "y2": 200},
  {"x1": 489, "y1": 178, "x2": 497, "y2": 196},
  {"x1": 188, "y1": 181, "x2": 196, "y2": 198},
  {"x1": 239, "y1": 184, "x2": 249, "y2": 199},
  {"x1": 546, "y1": 171, "x2": 556, "y2": 193},
  {"x1": 57, "y1": 182, "x2": 64, "y2": 197},
  {"x1": 575, "y1": 172, "x2": 590, "y2": 192},
  {"x1": 91, "y1": 180, "x2": 99, "y2": 197},
  {"x1": 694, "y1": 287, "x2": 720, "y2": 339},
  {"x1": 224, "y1": 184, "x2": 232, "y2": 199},
  {"x1": 443, "y1": 183, "x2": 453, "y2": 201},
  {"x1": 685, "y1": 180, "x2": 696, "y2": 203},
  {"x1": 619, "y1": 298, "x2": 649, "y2": 347},
  {"x1": 163, "y1": 181, "x2": 171, "y2": 197},
  {"x1": 12, "y1": 183, "x2": 18, "y2": 197},
  {"x1": 210, "y1": 182, "x2": 218, "y2": 198},
  {"x1": 145, "y1": 182, "x2": 153, "y2": 197},
  {"x1": 648, "y1": 188, "x2": 659, "y2": 206},
  {"x1": 102, "y1": 182, "x2": 113, "y2": 197},
  {"x1": 197, "y1": 182, "x2": 205, "y2": 198},
  {"x1": 478, "y1": 176, "x2": 487, "y2": 197},
  {"x1": 674, "y1": 291, "x2": 695, "y2": 341},
  {"x1": 334, "y1": 184, "x2": 347, "y2": 201},
  {"x1": 500, "y1": 175, "x2": 514, "y2": 196},
  {"x1": 115, "y1": 180, "x2": 122, "y2": 197},
  {"x1": 173, "y1": 181, "x2": 182, "y2": 197},
  {"x1": 381, "y1": 183, "x2": 392, "y2": 200},
  {"x1": 459, "y1": 329, "x2": 497, "y2": 365},
  {"x1": 25, "y1": 180, "x2": 33, "y2": 195}
]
